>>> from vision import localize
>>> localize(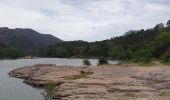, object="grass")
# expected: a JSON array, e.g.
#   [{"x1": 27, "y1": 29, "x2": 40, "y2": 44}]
[
  {"x1": 124, "y1": 93, "x2": 137, "y2": 97},
  {"x1": 69, "y1": 70, "x2": 93, "y2": 80},
  {"x1": 42, "y1": 81, "x2": 56, "y2": 100},
  {"x1": 159, "y1": 92, "x2": 169, "y2": 96},
  {"x1": 160, "y1": 61, "x2": 170, "y2": 65},
  {"x1": 120, "y1": 59, "x2": 156, "y2": 67},
  {"x1": 116, "y1": 60, "x2": 136, "y2": 66},
  {"x1": 138, "y1": 61, "x2": 155, "y2": 67}
]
